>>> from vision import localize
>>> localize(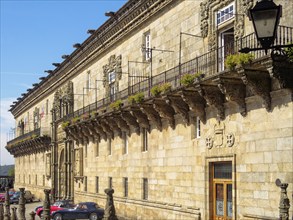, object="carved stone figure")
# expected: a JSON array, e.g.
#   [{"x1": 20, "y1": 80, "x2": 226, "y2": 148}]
[
  {"x1": 18, "y1": 188, "x2": 26, "y2": 220},
  {"x1": 103, "y1": 188, "x2": 118, "y2": 220}
]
